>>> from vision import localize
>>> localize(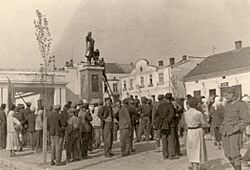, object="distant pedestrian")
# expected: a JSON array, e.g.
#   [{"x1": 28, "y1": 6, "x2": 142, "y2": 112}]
[
  {"x1": 0, "y1": 104, "x2": 7, "y2": 149},
  {"x1": 221, "y1": 88, "x2": 250, "y2": 170},
  {"x1": 6, "y1": 105, "x2": 22, "y2": 157},
  {"x1": 138, "y1": 98, "x2": 151, "y2": 141},
  {"x1": 184, "y1": 97, "x2": 207, "y2": 170}
]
